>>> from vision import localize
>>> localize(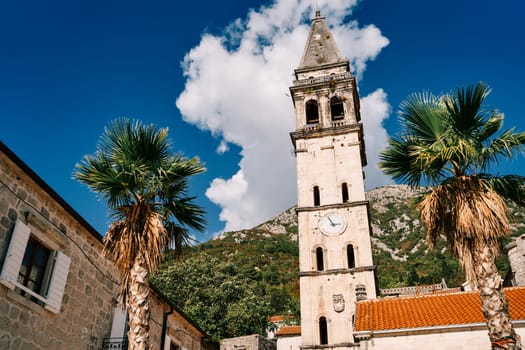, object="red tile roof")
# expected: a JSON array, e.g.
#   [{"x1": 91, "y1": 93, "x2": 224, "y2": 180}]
[
  {"x1": 355, "y1": 286, "x2": 525, "y2": 332},
  {"x1": 276, "y1": 325, "x2": 301, "y2": 336},
  {"x1": 269, "y1": 315, "x2": 285, "y2": 323}
]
